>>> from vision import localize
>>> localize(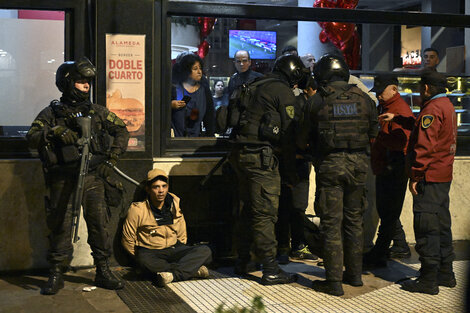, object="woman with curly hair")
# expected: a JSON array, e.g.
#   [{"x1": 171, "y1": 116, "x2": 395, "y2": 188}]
[{"x1": 171, "y1": 53, "x2": 215, "y2": 137}]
